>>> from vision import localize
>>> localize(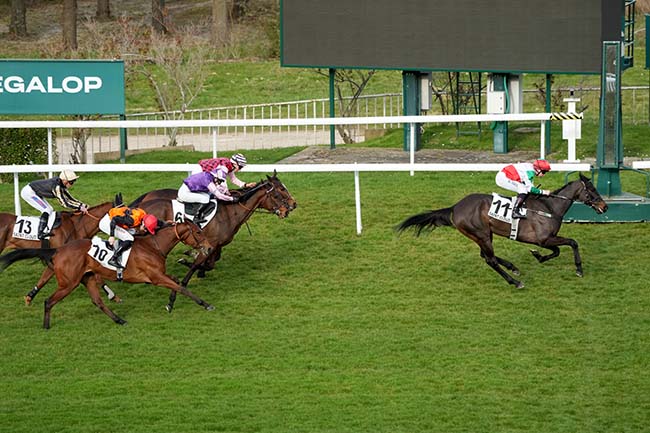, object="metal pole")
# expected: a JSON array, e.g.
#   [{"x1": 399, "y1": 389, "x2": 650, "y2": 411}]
[
  {"x1": 14, "y1": 172, "x2": 21, "y2": 216},
  {"x1": 410, "y1": 122, "x2": 415, "y2": 176},
  {"x1": 212, "y1": 127, "x2": 217, "y2": 158},
  {"x1": 47, "y1": 128, "x2": 53, "y2": 178},
  {"x1": 539, "y1": 120, "x2": 545, "y2": 159},
  {"x1": 354, "y1": 164, "x2": 362, "y2": 235},
  {"x1": 329, "y1": 68, "x2": 336, "y2": 149}
]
